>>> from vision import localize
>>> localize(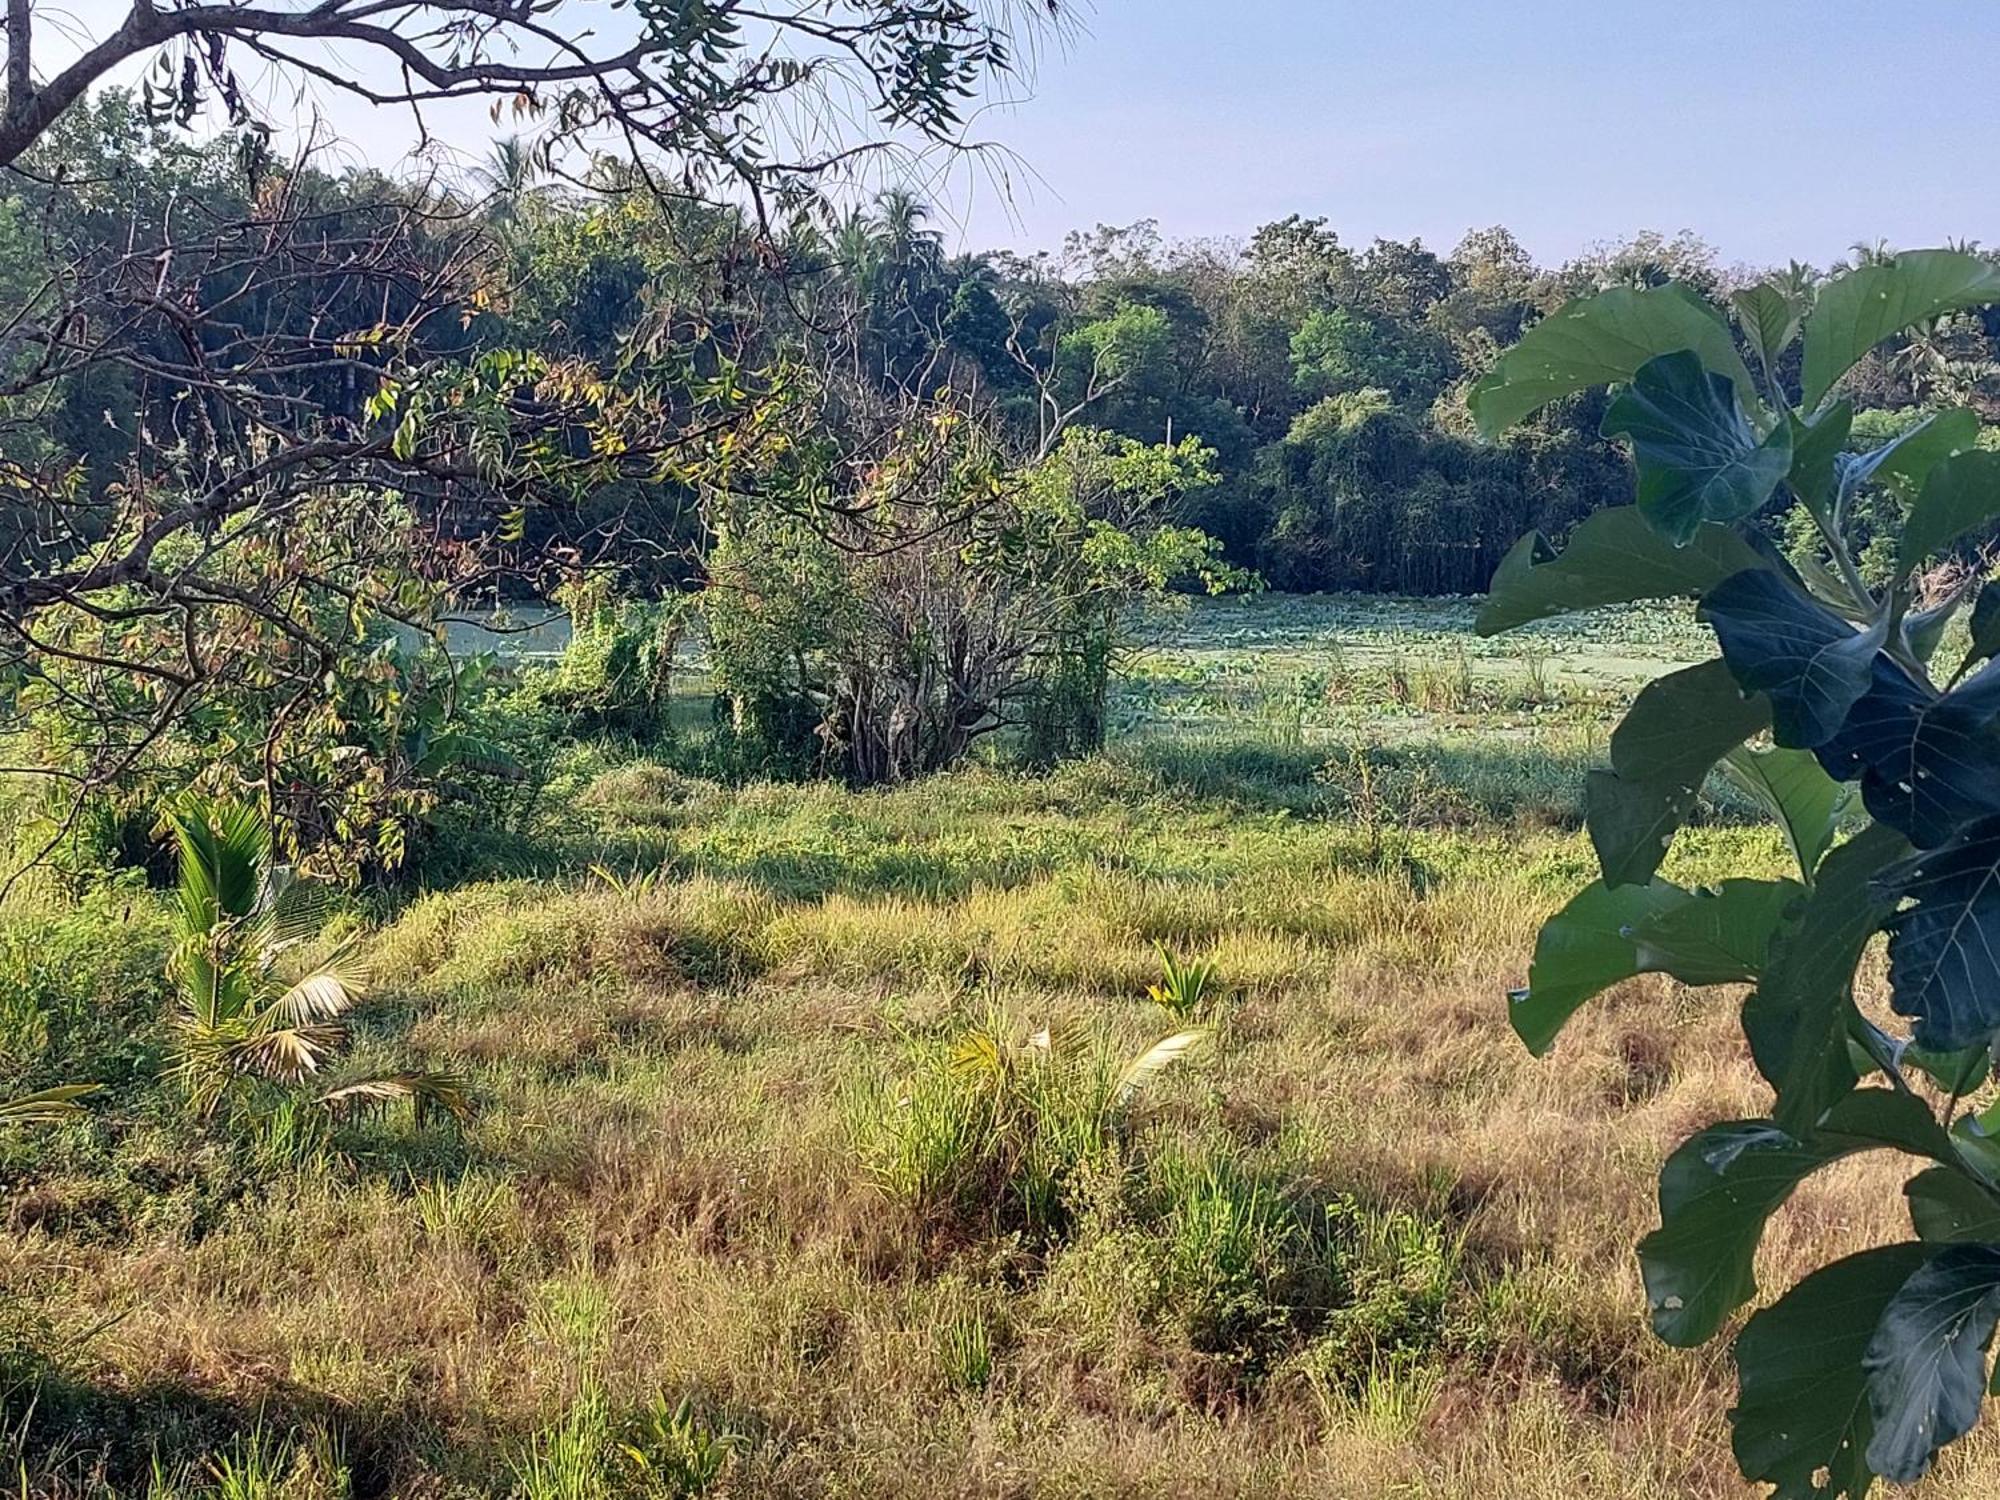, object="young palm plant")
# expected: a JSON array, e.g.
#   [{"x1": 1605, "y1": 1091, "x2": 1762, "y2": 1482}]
[{"x1": 166, "y1": 798, "x2": 470, "y2": 1127}]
